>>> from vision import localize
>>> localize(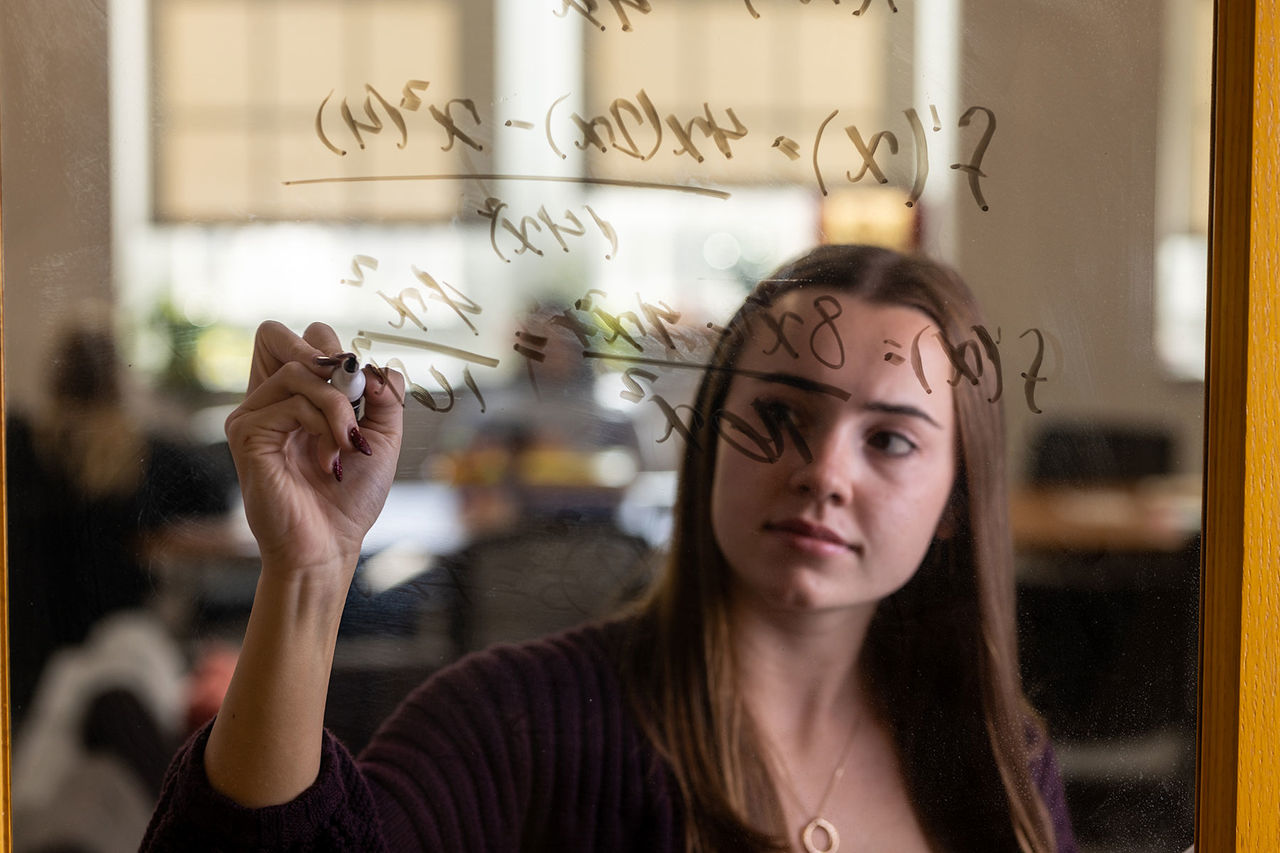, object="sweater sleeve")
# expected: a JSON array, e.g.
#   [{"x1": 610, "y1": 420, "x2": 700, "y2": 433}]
[
  {"x1": 355, "y1": 622, "x2": 678, "y2": 852},
  {"x1": 136, "y1": 647, "x2": 541, "y2": 853},
  {"x1": 358, "y1": 630, "x2": 609, "y2": 851},
  {"x1": 140, "y1": 623, "x2": 674, "y2": 853},
  {"x1": 139, "y1": 722, "x2": 387, "y2": 852}
]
